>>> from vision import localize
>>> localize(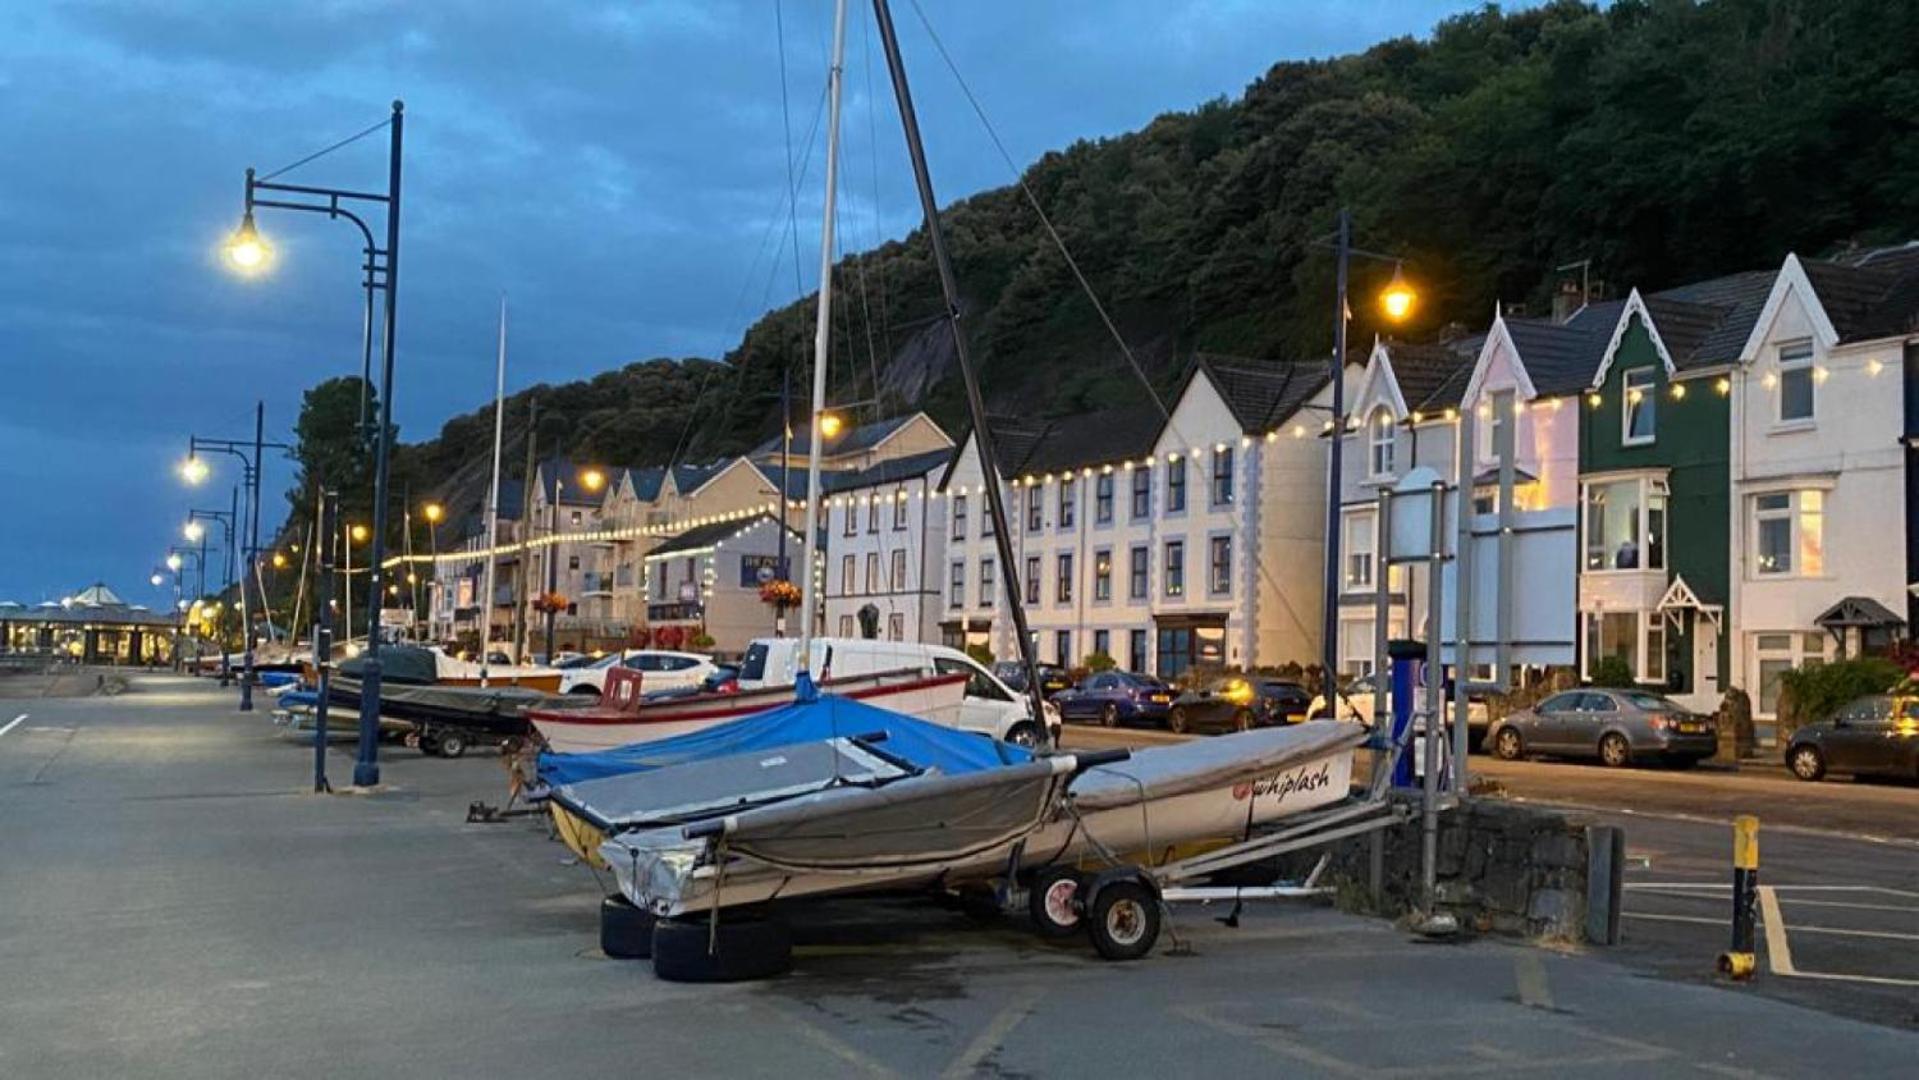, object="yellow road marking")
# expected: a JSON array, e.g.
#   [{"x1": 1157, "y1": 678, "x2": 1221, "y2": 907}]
[{"x1": 939, "y1": 988, "x2": 1041, "y2": 1079}]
